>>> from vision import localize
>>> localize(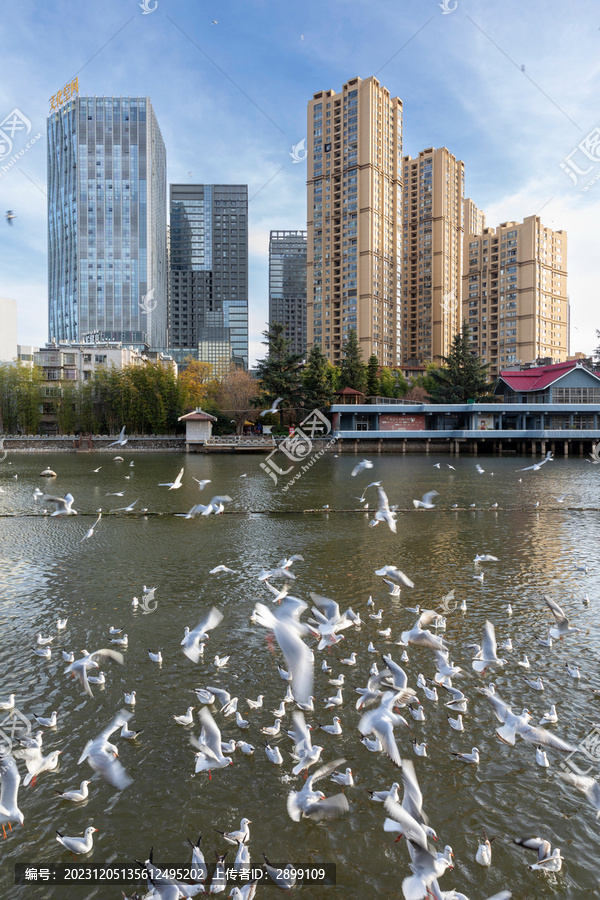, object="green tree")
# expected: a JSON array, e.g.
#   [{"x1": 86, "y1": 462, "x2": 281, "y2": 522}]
[
  {"x1": 0, "y1": 363, "x2": 44, "y2": 434},
  {"x1": 594, "y1": 329, "x2": 600, "y2": 363},
  {"x1": 366, "y1": 354, "x2": 380, "y2": 397},
  {"x1": 254, "y1": 323, "x2": 304, "y2": 425},
  {"x1": 302, "y1": 344, "x2": 336, "y2": 409},
  {"x1": 426, "y1": 322, "x2": 493, "y2": 403},
  {"x1": 338, "y1": 329, "x2": 367, "y2": 393}
]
